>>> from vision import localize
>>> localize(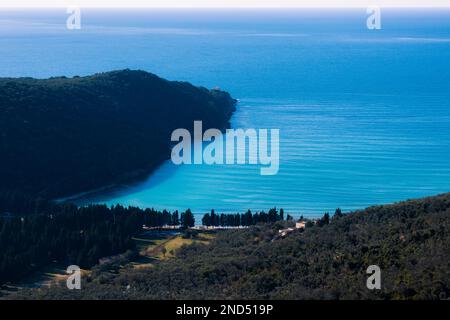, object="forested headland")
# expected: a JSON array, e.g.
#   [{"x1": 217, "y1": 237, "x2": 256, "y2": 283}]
[{"x1": 0, "y1": 70, "x2": 236, "y2": 198}]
